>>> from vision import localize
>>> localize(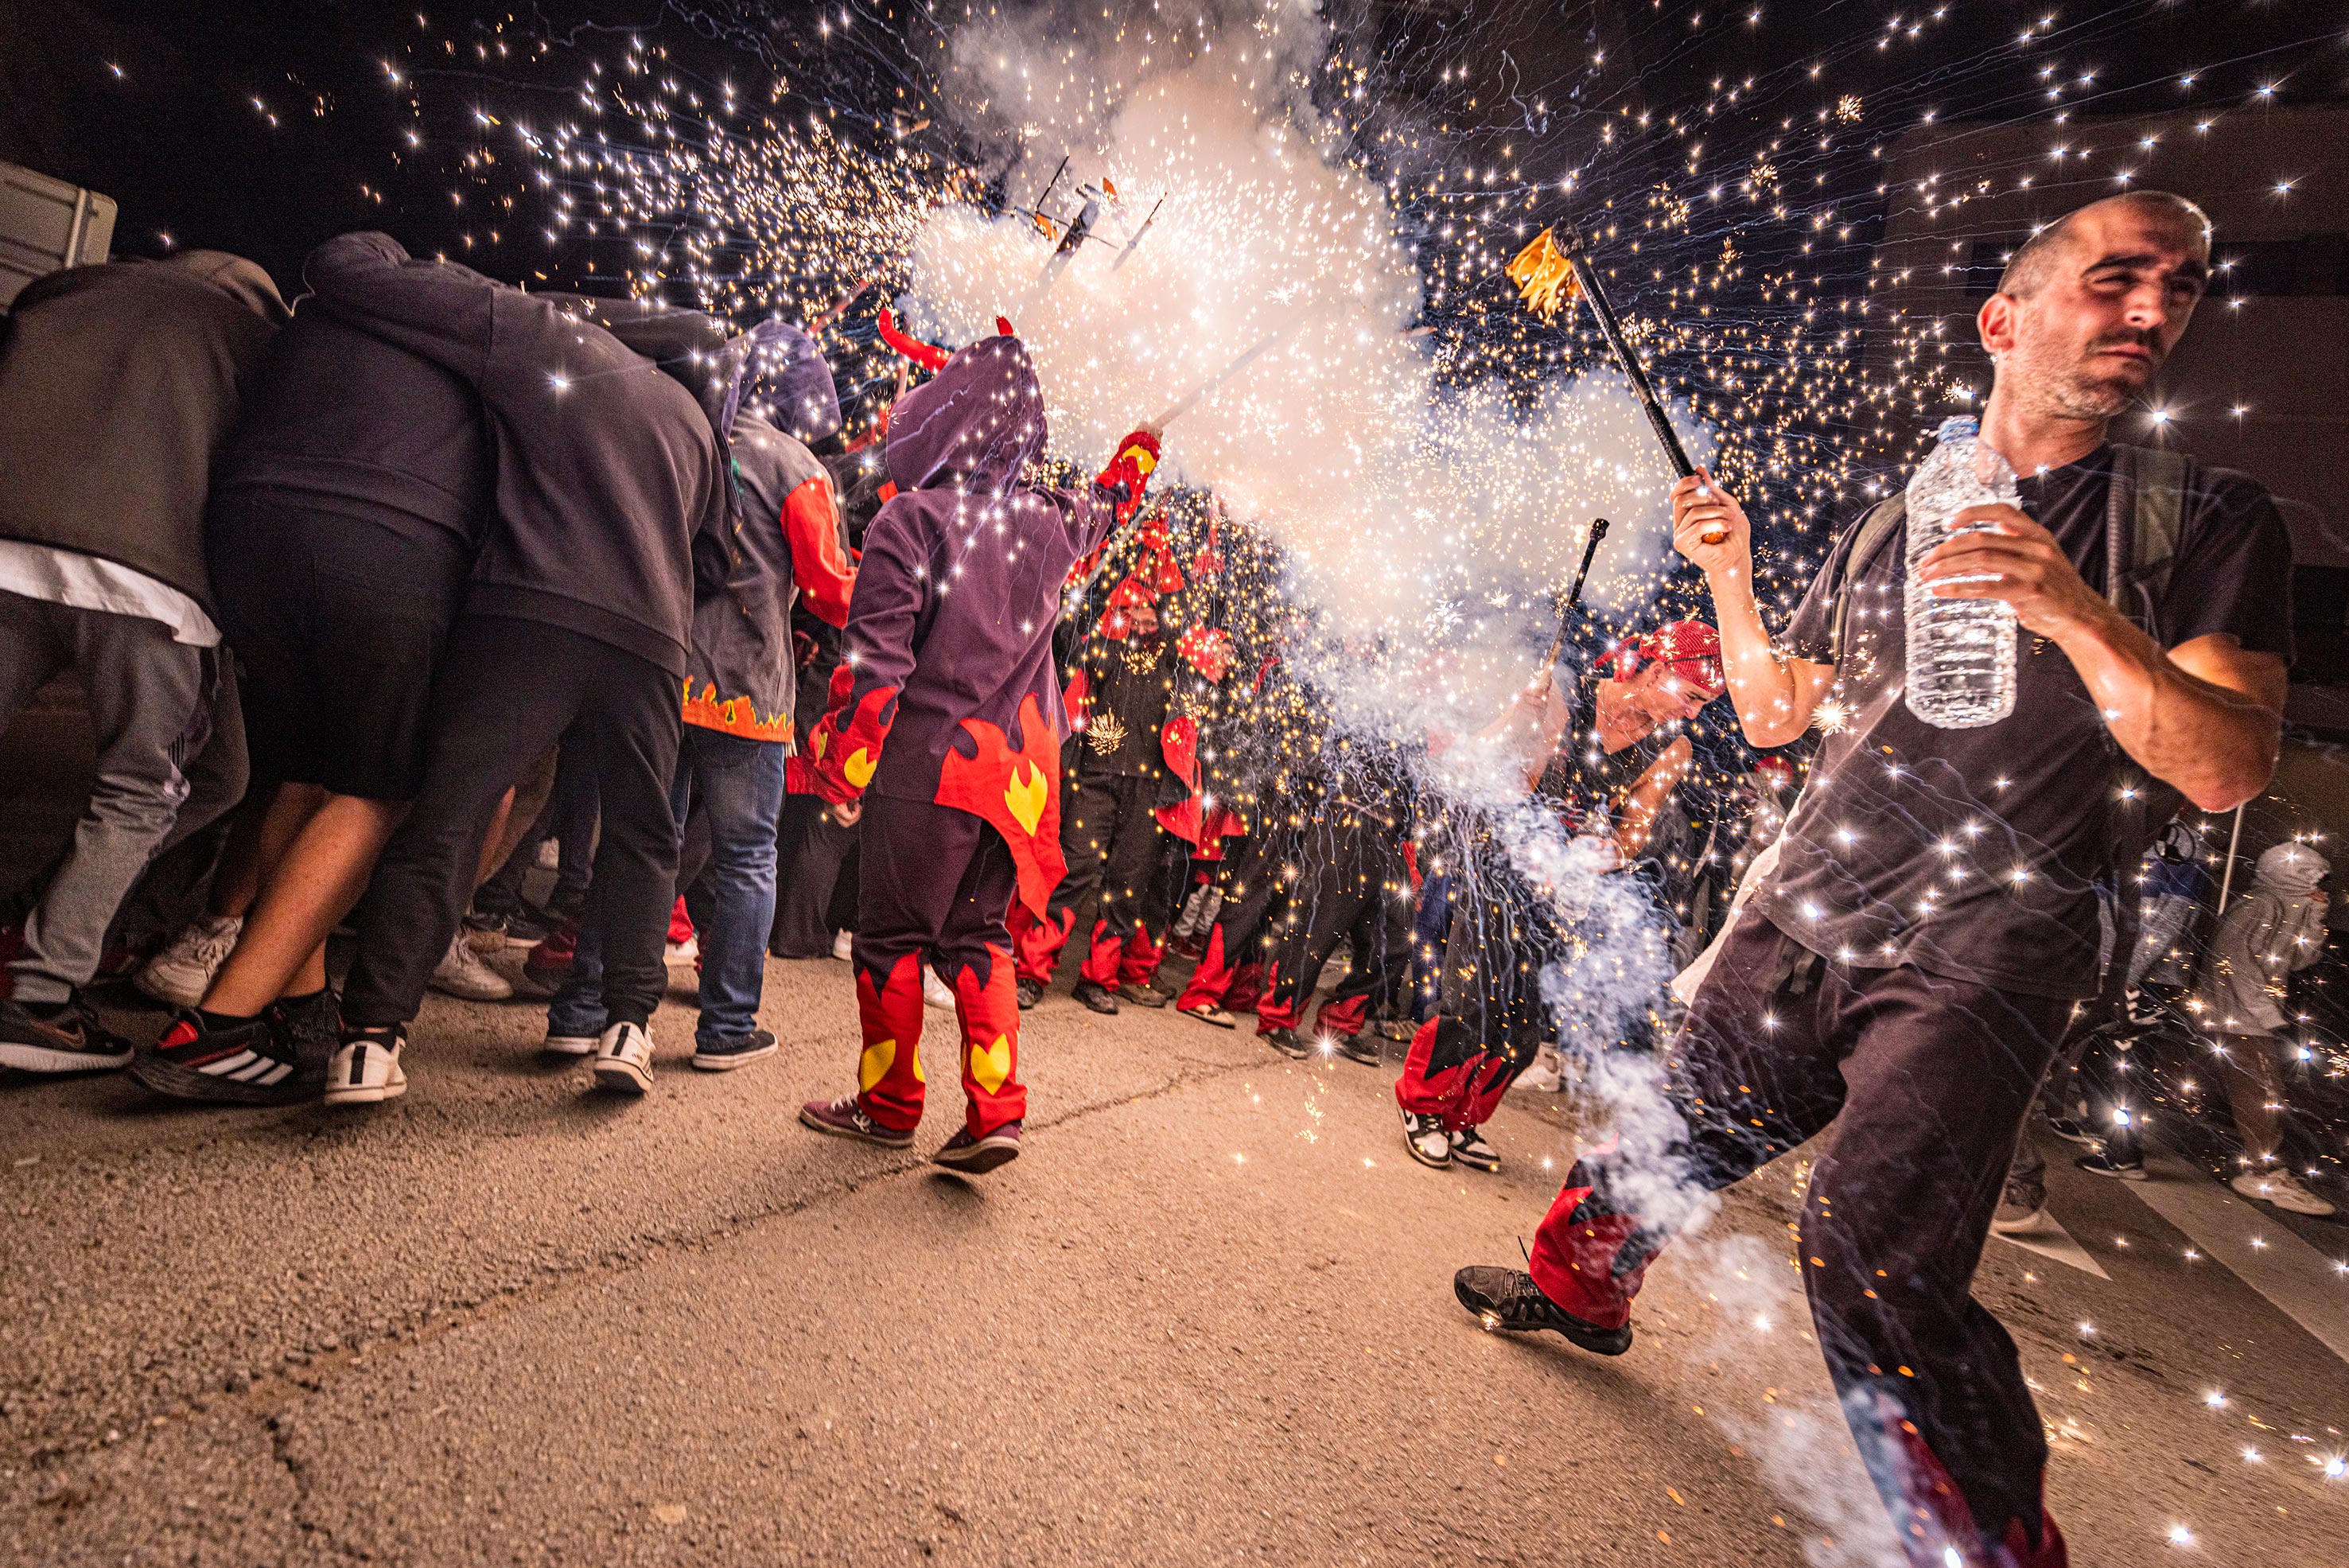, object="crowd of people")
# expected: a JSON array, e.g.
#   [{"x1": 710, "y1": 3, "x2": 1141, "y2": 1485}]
[{"x1": 0, "y1": 188, "x2": 2327, "y2": 1568}]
